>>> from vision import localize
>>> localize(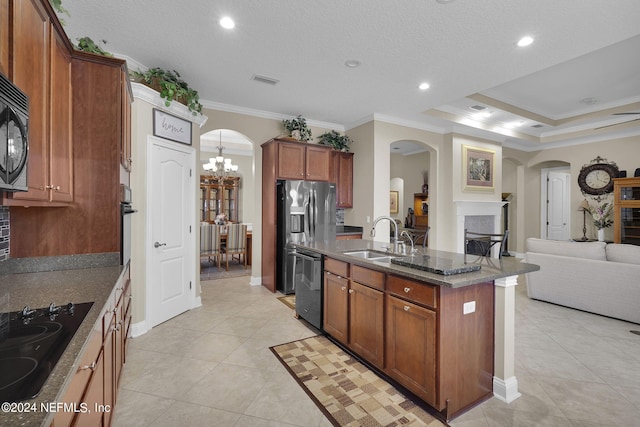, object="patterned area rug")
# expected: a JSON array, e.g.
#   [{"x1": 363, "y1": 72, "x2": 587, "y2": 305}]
[
  {"x1": 277, "y1": 295, "x2": 296, "y2": 310},
  {"x1": 200, "y1": 259, "x2": 251, "y2": 280},
  {"x1": 271, "y1": 335, "x2": 448, "y2": 427}
]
